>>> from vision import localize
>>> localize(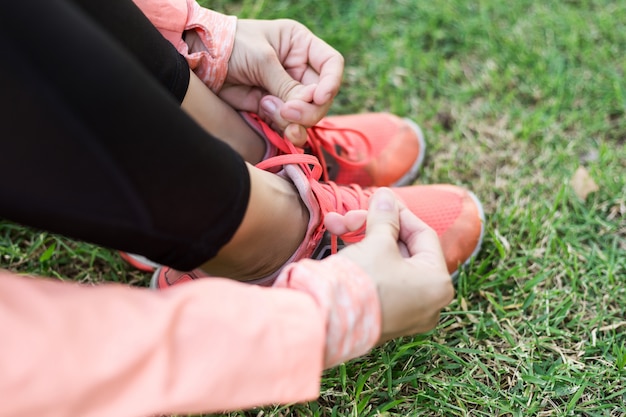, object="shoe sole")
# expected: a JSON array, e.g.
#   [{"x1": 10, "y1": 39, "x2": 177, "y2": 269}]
[
  {"x1": 450, "y1": 190, "x2": 486, "y2": 283},
  {"x1": 391, "y1": 118, "x2": 427, "y2": 187},
  {"x1": 119, "y1": 252, "x2": 160, "y2": 272},
  {"x1": 149, "y1": 268, "x2": 161, "y2": 290}
]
